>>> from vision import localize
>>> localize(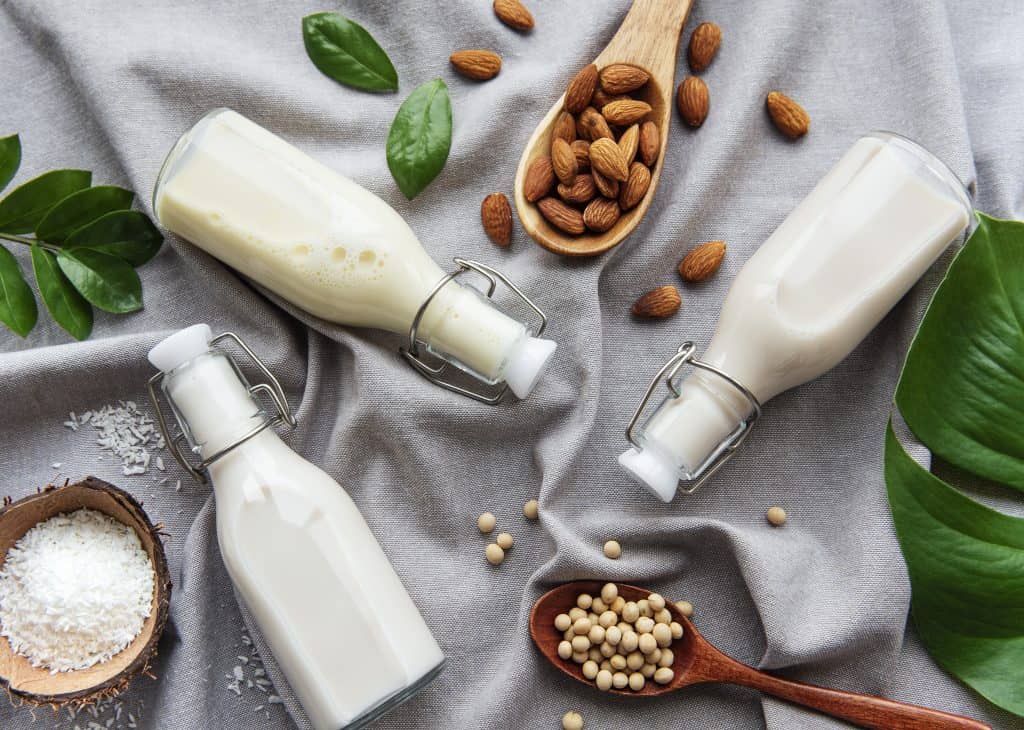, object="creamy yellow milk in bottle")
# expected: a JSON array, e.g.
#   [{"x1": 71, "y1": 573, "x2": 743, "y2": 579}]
[
  {"x1": 148, "y1": 324, "x2": 445, "y2": 730},
  {"x1": 154, "y1": 109, "x2": 555, "y2": 400},
  {"x1": 620, "y1": 133, "x2": 972, "y2": 501}
]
